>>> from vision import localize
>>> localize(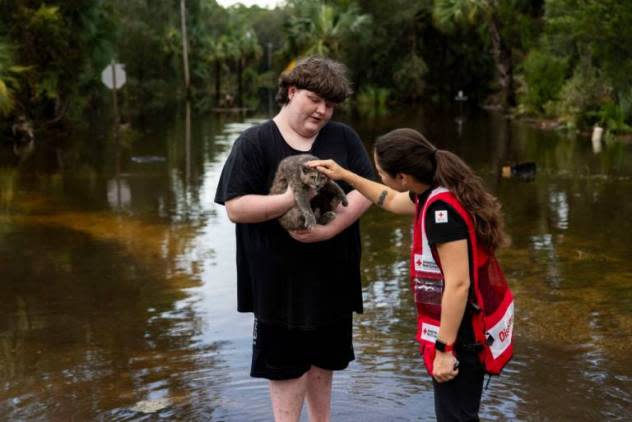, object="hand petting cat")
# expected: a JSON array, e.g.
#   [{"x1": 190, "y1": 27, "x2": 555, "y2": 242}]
[{"x1": 306, "y1": 159, "x2": 349, "y2": 181}]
